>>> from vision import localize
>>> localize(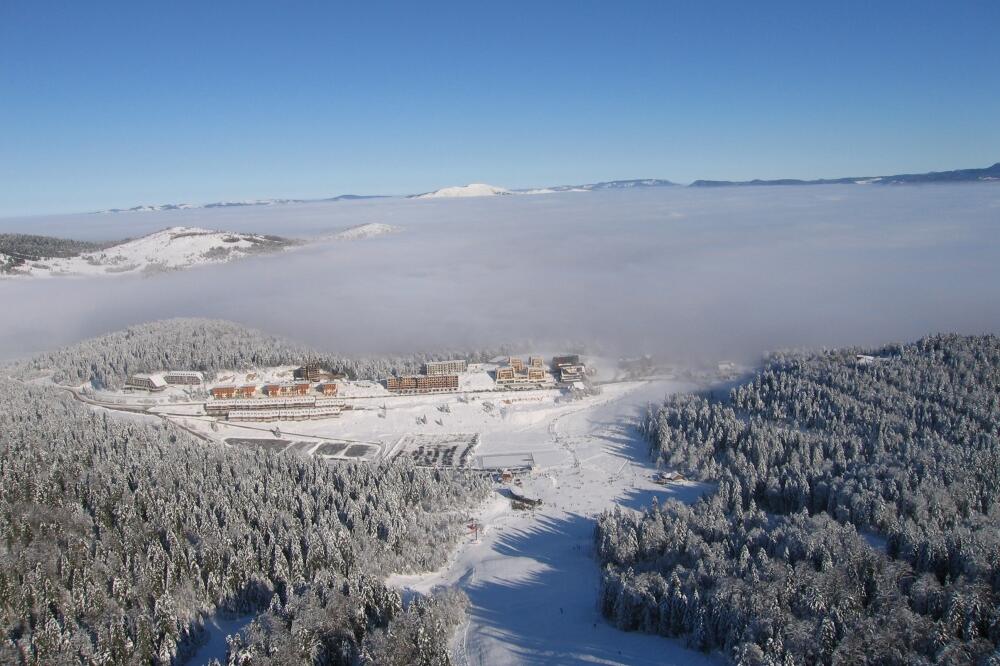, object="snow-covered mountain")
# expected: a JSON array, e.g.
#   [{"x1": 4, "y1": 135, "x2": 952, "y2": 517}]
[
  {"x1": 327, "y1": 222, "x2": 402, "y2": 241},
  {"x1": 411, "y1": 179, "x2": 678, "y2": 198},
  {"x1": 2, "y1": 227, "x2": 298, "y2": 278},
  {"x1": 411, "y1": 183, "x2": 513, "y2": 199}
]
